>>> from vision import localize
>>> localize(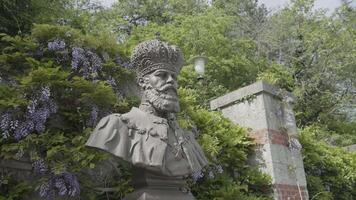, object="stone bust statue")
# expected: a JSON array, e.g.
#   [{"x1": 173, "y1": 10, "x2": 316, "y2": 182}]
[{"x1": 86, "y1": 39, "x2": 208, "y2": 199}]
